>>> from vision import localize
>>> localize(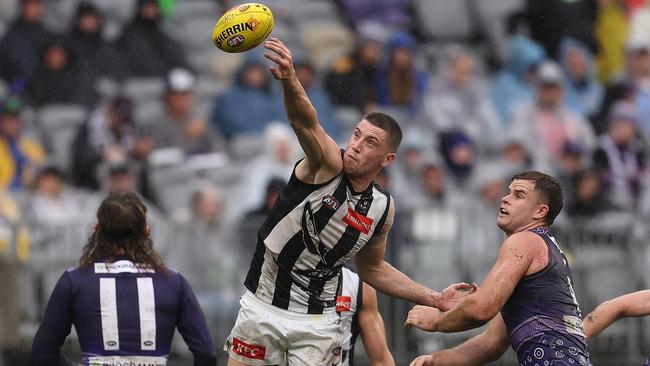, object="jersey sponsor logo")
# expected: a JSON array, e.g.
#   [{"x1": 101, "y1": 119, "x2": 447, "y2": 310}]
[
  {"x1": 342, "y1": 208, "x2": 373, "y2": 235},
  {"x1": 95, "y1": 260, "x2": 154, "y2": 274},
  {"x1": 322, "y1": 195, "x2": 340, "y2": 210},
  {"x1": 563, "y1": 315, "x2": 586, "y2": 337},
  {"x1": 233, "y1": 338, "x2": 266, "y2": 360},
  {"x1": 87, "y1": 355, "x2": 167, "y2": 366},
  {"x1": 336, "y1": 296, "x2": 351, "y2": 312}
]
